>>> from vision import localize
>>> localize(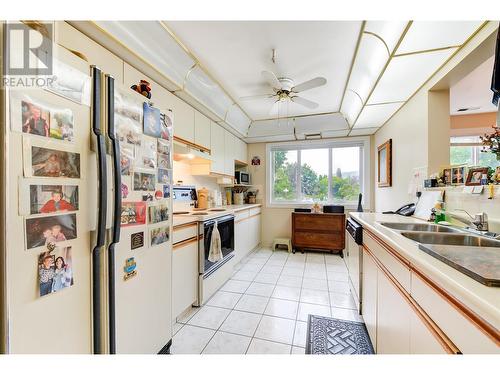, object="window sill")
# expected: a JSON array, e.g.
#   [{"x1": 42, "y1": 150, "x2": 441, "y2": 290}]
[{"x1": 266, "y1": 202, "x2": 362, "y2": 211}]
